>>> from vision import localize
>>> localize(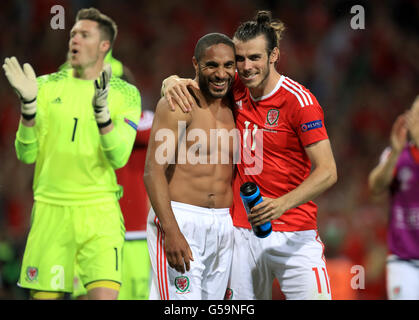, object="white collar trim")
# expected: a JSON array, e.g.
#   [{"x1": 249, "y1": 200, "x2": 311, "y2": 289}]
[{"x1": 250, "y1": 75, "x2": 284, "y2": 102}]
